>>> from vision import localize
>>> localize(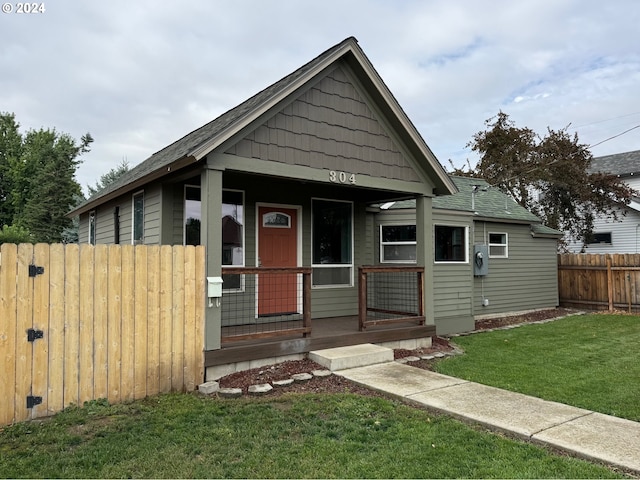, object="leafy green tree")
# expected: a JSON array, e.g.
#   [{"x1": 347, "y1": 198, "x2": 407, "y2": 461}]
[
  {"x1": 0, "y1": 113, "x2": 22, "y2": 227},
  {"x1": 0, "y1": 112, "x2": 92, "y2": 243},
  {"x1": 87, "y1": 159, "x2": 130, "y2": 197},
  {"x1": 465, "y1": 112, "x2": 634, "y2": 247}
]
